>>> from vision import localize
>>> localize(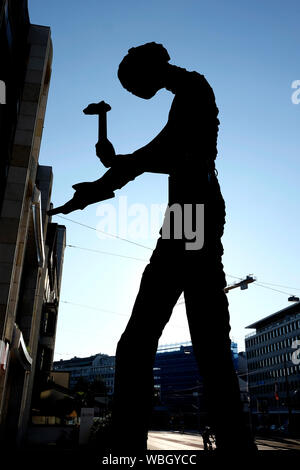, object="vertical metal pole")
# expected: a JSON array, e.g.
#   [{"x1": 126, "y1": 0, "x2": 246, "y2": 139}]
[{"x1": 284, "y1": 358, "x2": 292, "y2": 432}]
